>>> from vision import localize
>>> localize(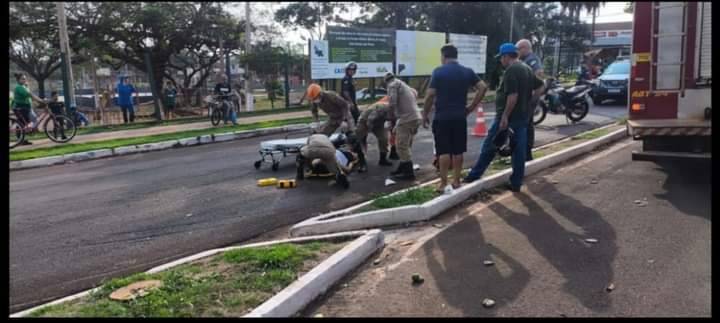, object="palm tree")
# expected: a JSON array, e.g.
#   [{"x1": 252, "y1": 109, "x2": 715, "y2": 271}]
[{"x1": 560, "y1": 2, "x2": 605, "y2": 42}]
